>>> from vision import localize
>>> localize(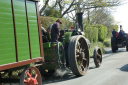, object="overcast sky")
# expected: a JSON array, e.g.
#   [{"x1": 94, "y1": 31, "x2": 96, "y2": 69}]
[
  {"x1": 113, "y1": 2, "x2": 128, "y2": 33},
  {"x1": 38, "y1": 0, "x2": 43, "y2": 10},
  {"x1": 38, "y1": 0, "x2": 128, "y2": 33}
]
